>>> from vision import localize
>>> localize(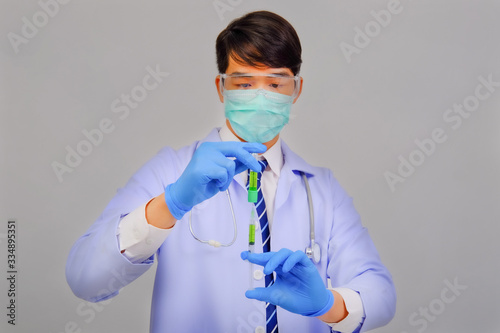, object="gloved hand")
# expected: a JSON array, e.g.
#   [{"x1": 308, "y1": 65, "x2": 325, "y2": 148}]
[
  {"x1": 165, "y1": 141, "x2": 266, "y2": 220},
  {"x1": 241, "y1": 248, "x2": 334, "y2": 317}
]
